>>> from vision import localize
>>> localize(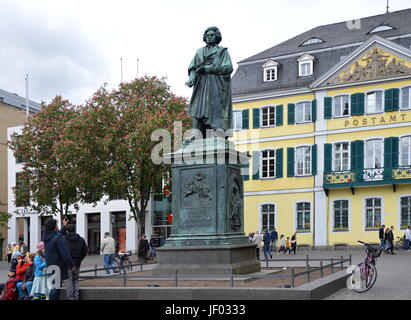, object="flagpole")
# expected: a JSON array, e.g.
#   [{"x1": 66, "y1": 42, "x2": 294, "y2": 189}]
[
  {"x1": 137, "y1": 58, "x2": 139, "y2": 78},
  {"x1": 121, "y1": 57, "x2": 123, "y2": 83},
  {"x1": 25, "y1": 74, "x2": 29, "y2": 120}
]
